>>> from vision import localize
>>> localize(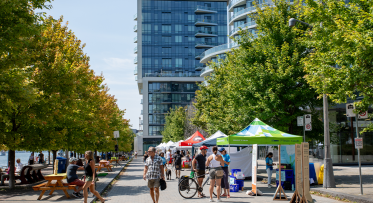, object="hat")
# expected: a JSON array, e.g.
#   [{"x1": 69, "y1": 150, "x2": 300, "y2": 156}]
[
  {"x1": 200, "y1": 146, "x2": 208, "y2": 150},
  {"x1": 219, "y1": 147, "x2": 225, "y2": 152},
  {"x1": 69, "y1": 157, "x2": 78, "y2": 163}
]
